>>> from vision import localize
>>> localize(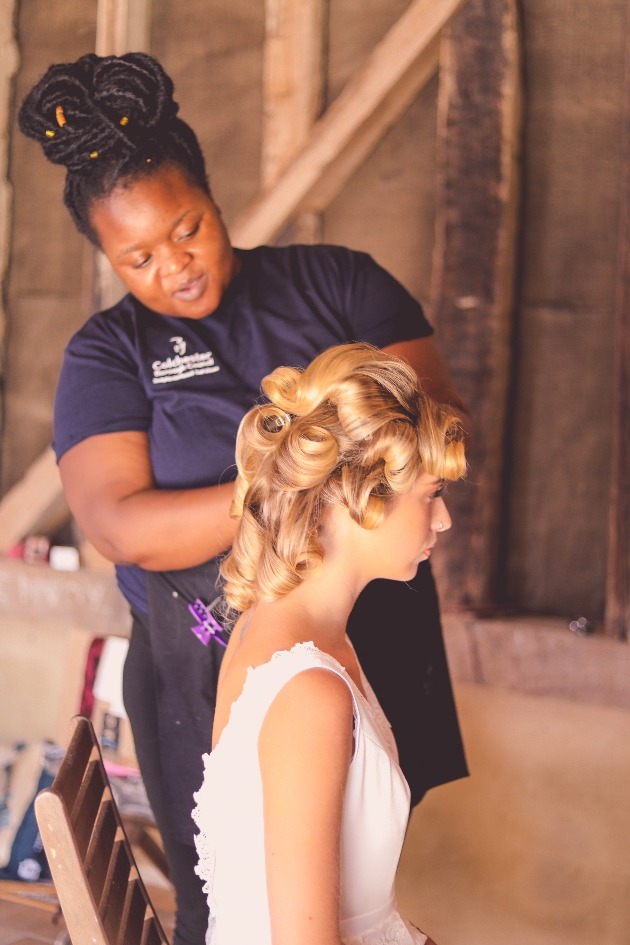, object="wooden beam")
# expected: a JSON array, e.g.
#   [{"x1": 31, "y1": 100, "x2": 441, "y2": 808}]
[
  {"x1": 261, "y1": 0, "x2": 327, "y2": 244},
  {"x1": 95, "y1": 0, "x2": 153, "y2": 310},
  {"x1": 443, "y1": 613, "x2": 630, "y2": 711},
  {"x1": 604, "y1": 13, "x2": 630, "y2": 640},
  {"x1": 261, "y1": 0, "x2": 326, "y2": 187},
  {"x1": 429, "y1": 0, "x2": 522, "y2": 608},
  {"x1": 231, "y1": 0, "x2": 466, "y2": 247},
  {"x1": 306, "y1": 34, "x2": 440, "y2": 213},
  {"x1": 0, "y1": 449, "x2": 67, "y2": 553},
  {"x1": 96, "y1": 0, "x2": 152, "y2": 57},
  {"x1": 0, "y1": 1, "x2": 19, "y2": 361}
]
